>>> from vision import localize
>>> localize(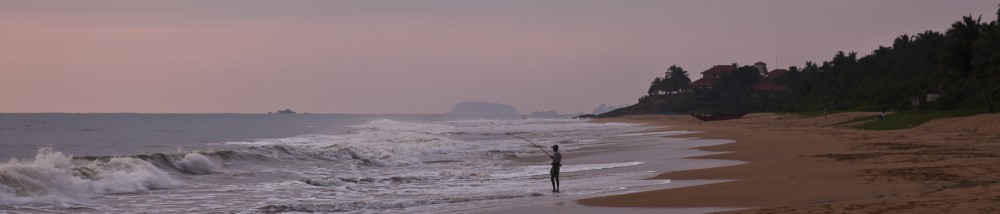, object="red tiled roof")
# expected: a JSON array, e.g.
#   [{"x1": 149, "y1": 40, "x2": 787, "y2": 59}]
[
  {"x1": 701, "y1": 65, "x2": 737, "y2": 75},
  {"x1": 690, "y1": 78, "x2": 719, "y2": 88},
  {"x1": 690, "y1": 65, "x2": 737, "y2": 88},
  {"x1": 766, "y1": 69, "x2": 789, "y2": 80}
]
